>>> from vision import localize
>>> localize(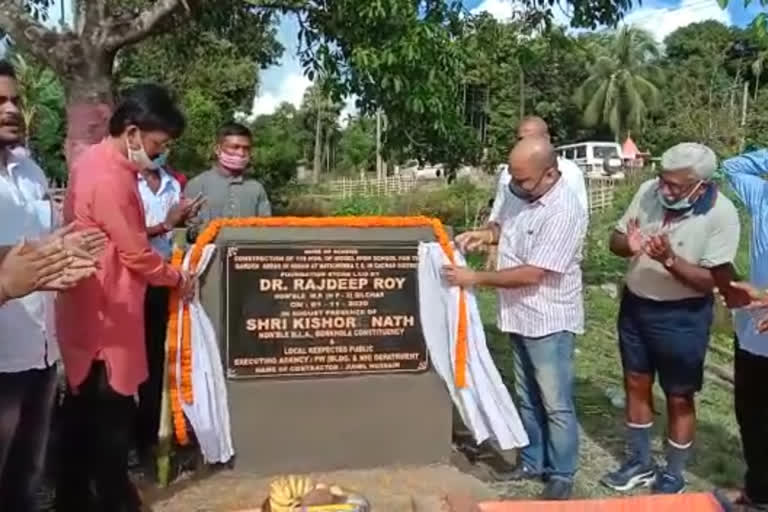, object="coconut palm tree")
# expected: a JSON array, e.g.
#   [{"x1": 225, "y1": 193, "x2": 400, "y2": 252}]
[{"x1": 574, "y1": 26, "x2": 661, "y2": 141}]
